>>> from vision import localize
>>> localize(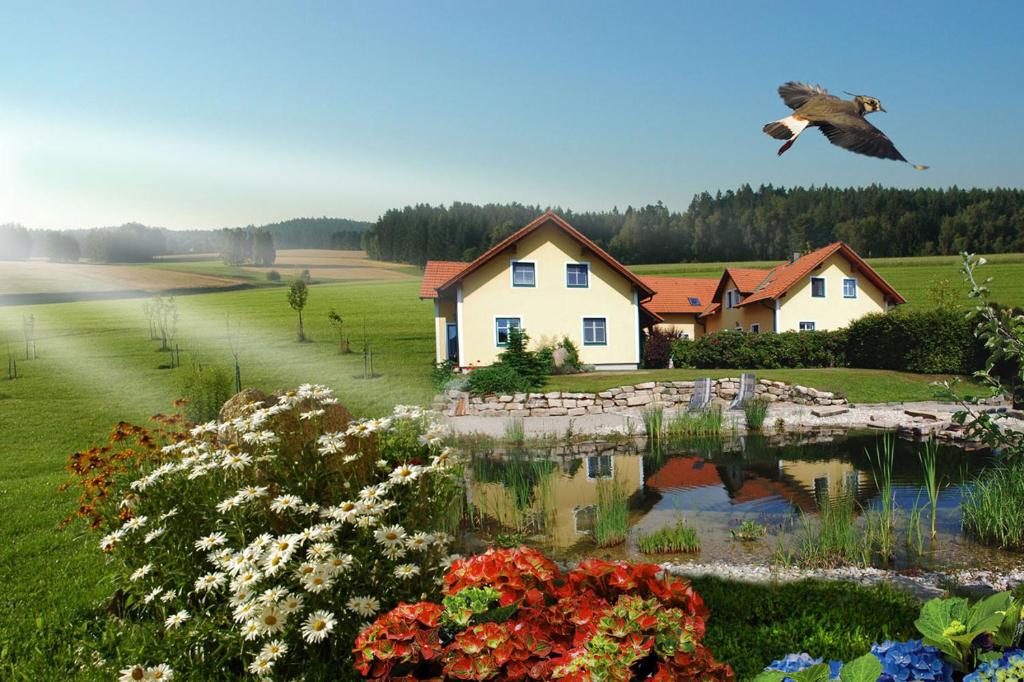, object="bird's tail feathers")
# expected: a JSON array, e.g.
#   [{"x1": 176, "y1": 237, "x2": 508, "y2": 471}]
[
  {"x1": 763, "y1": 115, "x2": 809, "y2": 156},
  {"x1": 909, "y1": 163, "x2": 929, "y2": 171}
]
